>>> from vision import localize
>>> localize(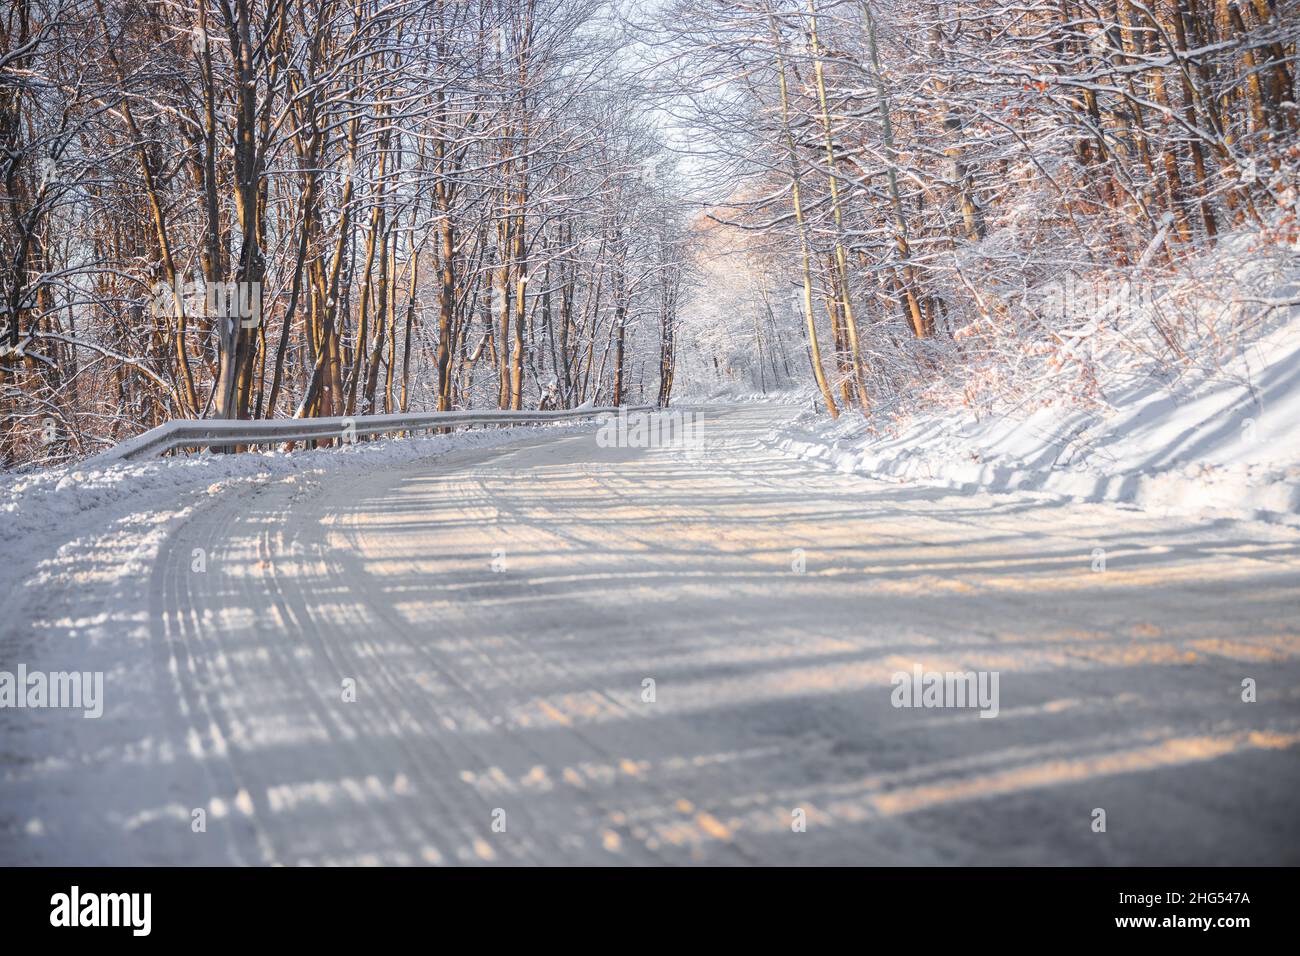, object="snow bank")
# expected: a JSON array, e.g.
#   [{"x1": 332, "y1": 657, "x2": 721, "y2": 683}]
[
  {"x1": 766, "y1": 310, "x2": 1300, "y2": 522},
  {"x1": 762, "y1": 227, "x2": 1300, "y2": 525}
]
